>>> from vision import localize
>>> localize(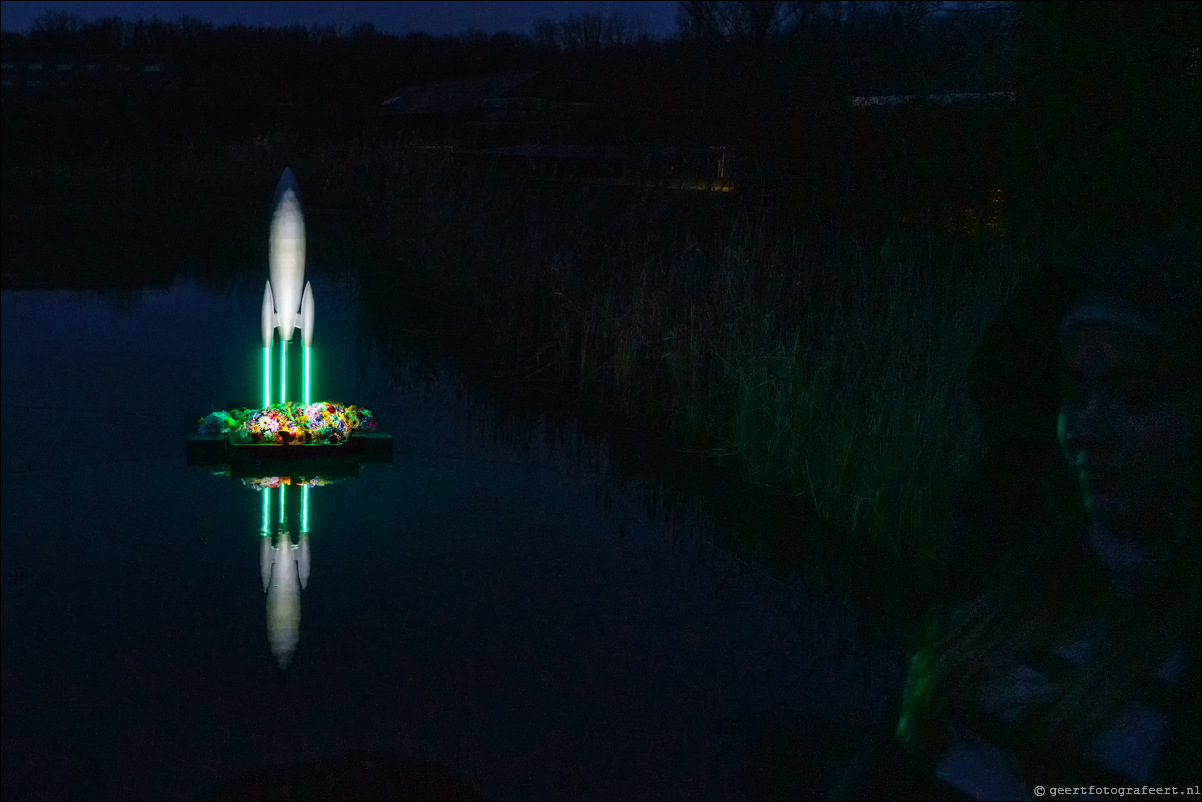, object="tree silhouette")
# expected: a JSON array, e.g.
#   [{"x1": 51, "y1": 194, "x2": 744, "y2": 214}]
[
  {"x1": 531, "y1": 11, "x2": 649, "y2": 54},
  {"x1": 675, "y1": 1, "x2": 817, "y2": 44}
]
